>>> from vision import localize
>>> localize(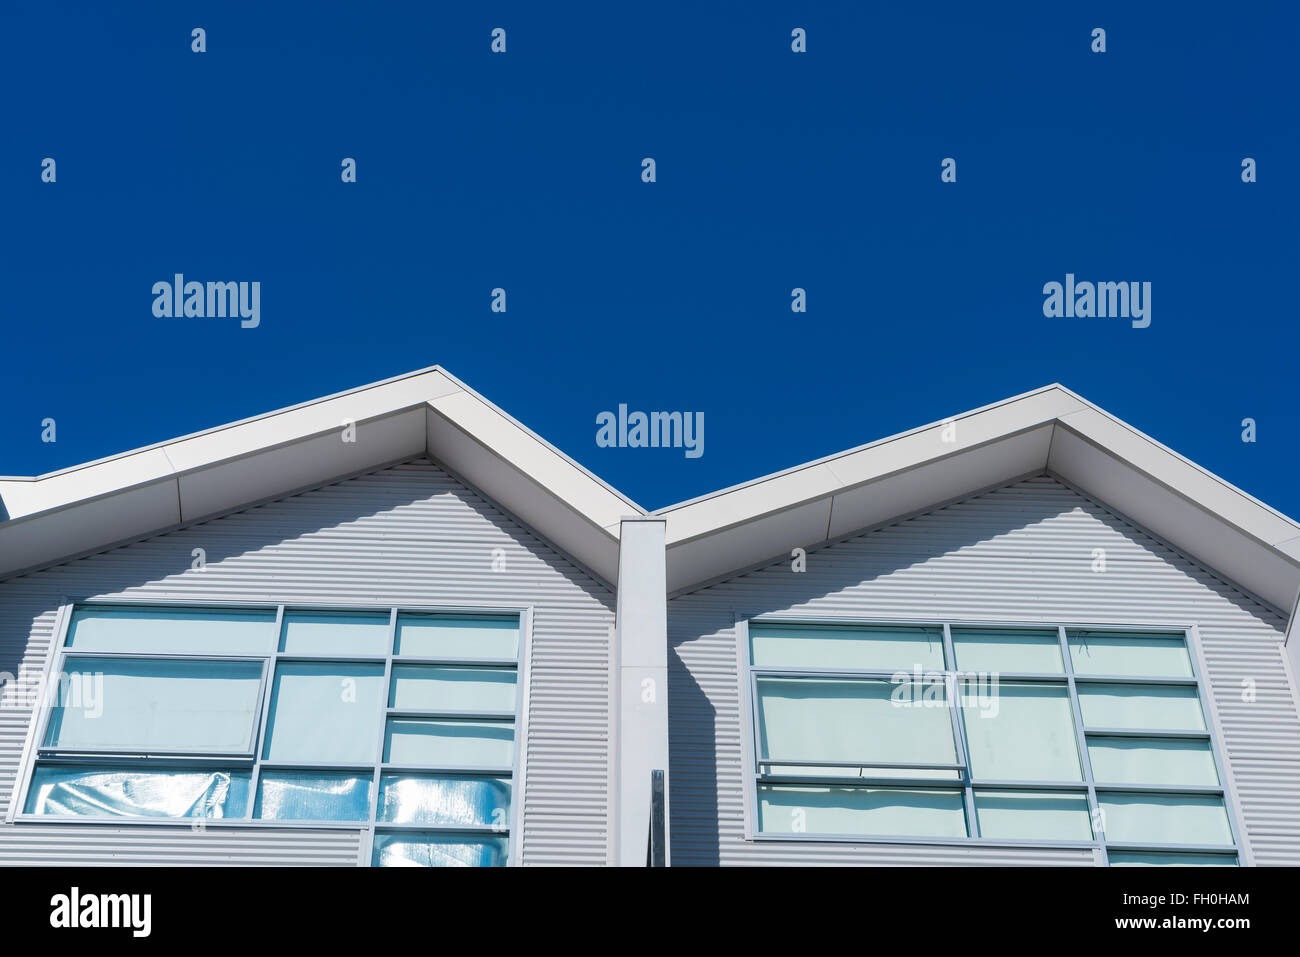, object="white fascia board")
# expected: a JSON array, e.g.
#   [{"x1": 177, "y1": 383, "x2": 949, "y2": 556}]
[
  {"x1": 660, "y1": 386, "x2": 1077, "y2": 548},
  {"x1": 426, "y1": 391, "x2": 641, "y2": 584},
  {"x1": 163, "y1": 369, "x2": 460, "y2": 472},
  {"x1": 0, "y1": 368, "x2": 462, "y2": 578},
  {"x1": 1048, "y1": 420, "x2": 1300, "y2": 612}
]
